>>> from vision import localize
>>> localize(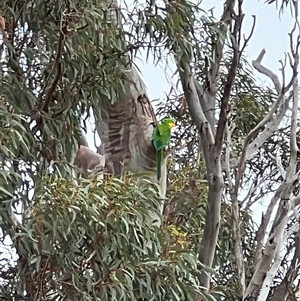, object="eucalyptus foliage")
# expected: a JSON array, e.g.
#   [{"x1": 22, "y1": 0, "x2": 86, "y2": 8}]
[
  {"x1": 1, "y1": 175, "x2": 213, "y2": 300},
  {"x1": 1, "y1": 0, "x2": 300, "y2": 300}
]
